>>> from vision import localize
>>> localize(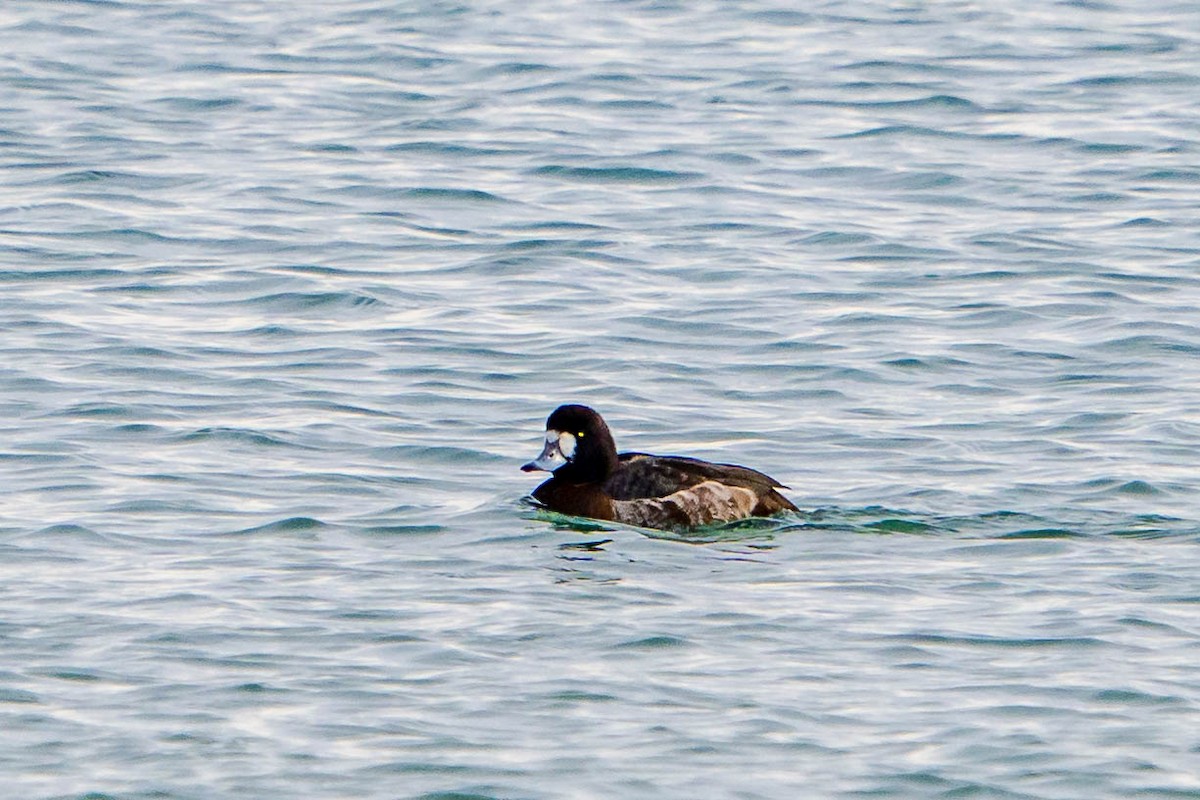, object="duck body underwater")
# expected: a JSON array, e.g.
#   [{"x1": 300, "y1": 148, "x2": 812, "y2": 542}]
[{"x1": 521, "y1": 404, "x2": 797, "y2": 531}]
